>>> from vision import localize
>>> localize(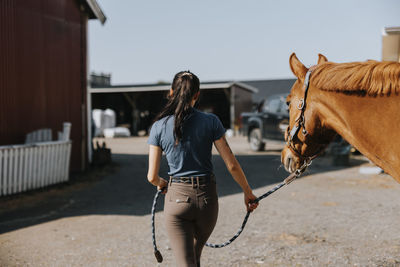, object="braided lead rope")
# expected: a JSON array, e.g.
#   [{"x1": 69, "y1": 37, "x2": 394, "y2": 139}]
[
  {"x1": 205, "y1": 211, "x2": 251, "y2": 248},
  {"x1": 205, "y1": 180, "x2": 287, "y2": 248},
  {"x1": 150, "y1": 164, "x2": 308, "y2": 262},
  {"x1": 151, "y1": 189, "x2": 163, "y2": 263}
]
